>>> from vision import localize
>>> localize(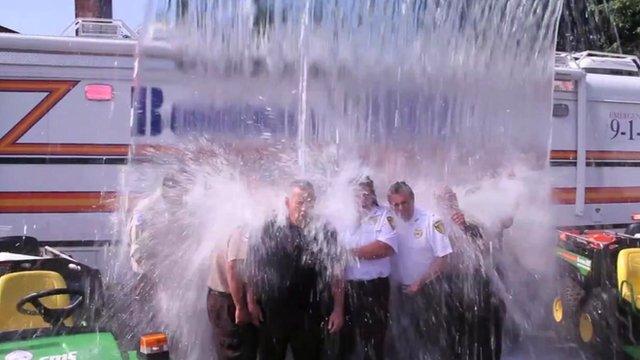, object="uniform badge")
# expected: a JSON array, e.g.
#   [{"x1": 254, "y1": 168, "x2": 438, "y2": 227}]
[
  {"x1": 434, "y1": 220, "x2": 445, "y2": 234},
  {"x1": 386, "y1": 216, "x2": 395, "y2": 230},
  {"x1": 414, "y1": 228, "x2": 424, "y2": 238}
]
